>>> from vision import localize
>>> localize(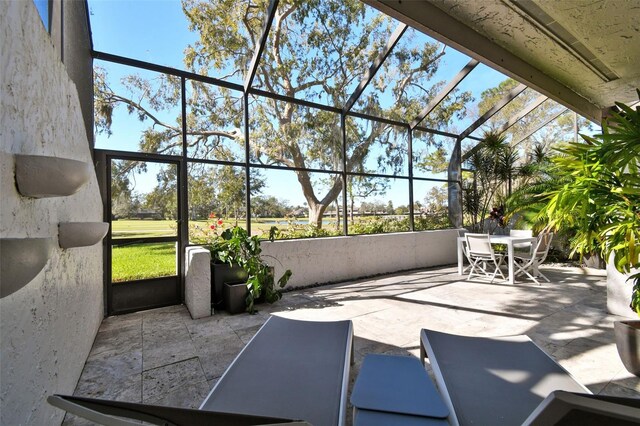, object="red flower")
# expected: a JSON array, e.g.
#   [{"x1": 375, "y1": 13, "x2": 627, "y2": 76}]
[
  {"x1": 210, "y1": 225, "x2": 216, "y2": 230},
  {"x1": 217, "y1": 219, "x2": 223, "y2": 226},
  {"x1": 208, "y1": 212, "x2": 216, "y2": 219}
]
